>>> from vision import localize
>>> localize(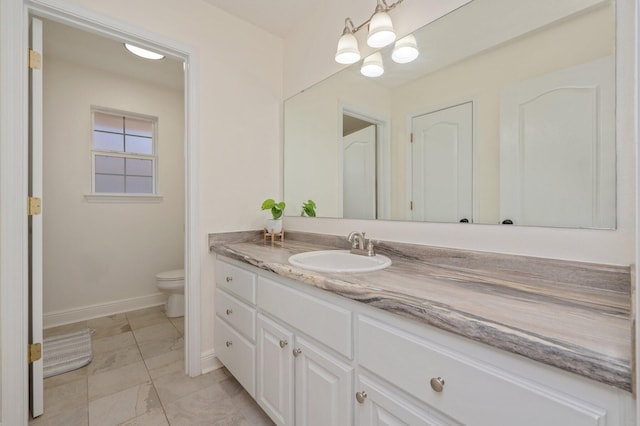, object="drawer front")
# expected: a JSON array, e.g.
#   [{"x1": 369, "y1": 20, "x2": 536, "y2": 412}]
[
  {"x1": 215, "y1": 258, "x2": 256, "y2": 304},
  {"x1": 358, "y1": 316, "x2": 606, "y2": 426},
  {"x1": 214, "y1": 317, "x2": 256, "y2": 398},
  {"x1": 215, "y1": 288, "x2": 256, "y2": 341},
  {"x1": 258, "y1": 276, "x2": 352, "y2": 358}
]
